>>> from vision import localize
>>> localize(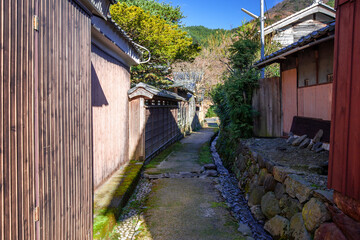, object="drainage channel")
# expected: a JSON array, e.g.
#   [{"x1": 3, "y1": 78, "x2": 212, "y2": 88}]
[{"x1": 211, "y1": 135, "x2": 273, "y2": 240}]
